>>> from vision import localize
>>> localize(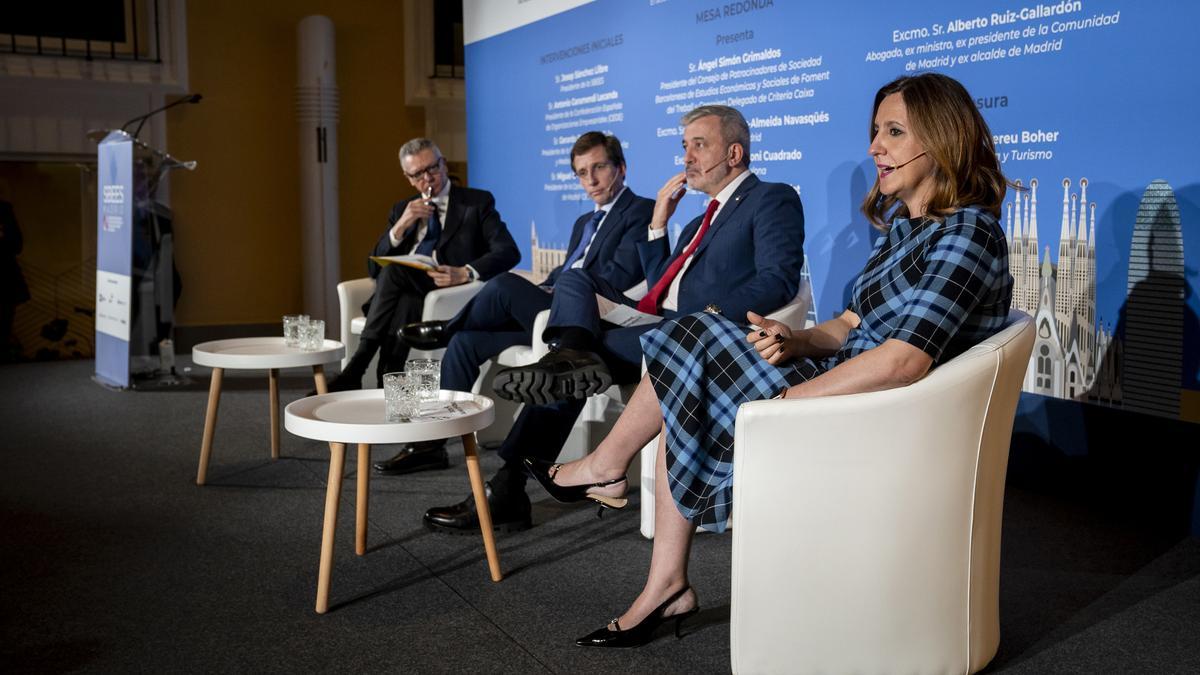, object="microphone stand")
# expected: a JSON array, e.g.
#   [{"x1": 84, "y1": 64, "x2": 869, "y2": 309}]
[{"x1": 122, "y1": 94, "x2": 203, "y2": 140}]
